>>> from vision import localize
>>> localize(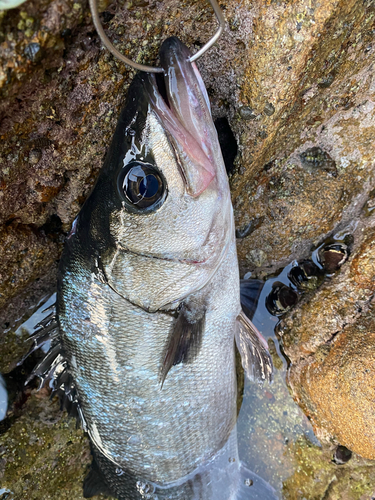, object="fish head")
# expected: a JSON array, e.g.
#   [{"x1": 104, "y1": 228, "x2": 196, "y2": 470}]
[{"x1": 76, "y1": 37, "x2": 234, "y2": 312}]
